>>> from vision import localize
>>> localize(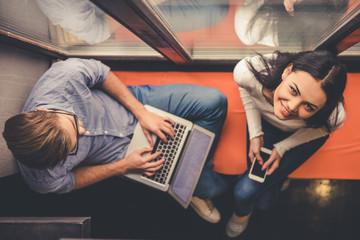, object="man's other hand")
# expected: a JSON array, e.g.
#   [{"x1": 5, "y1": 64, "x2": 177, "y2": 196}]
[
  {"x1": 123, "y1": 147, "x2": 164, "y2": 176},
  {"x1": 137, "y1": 110, "x2": 175, "y2": 146}
]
